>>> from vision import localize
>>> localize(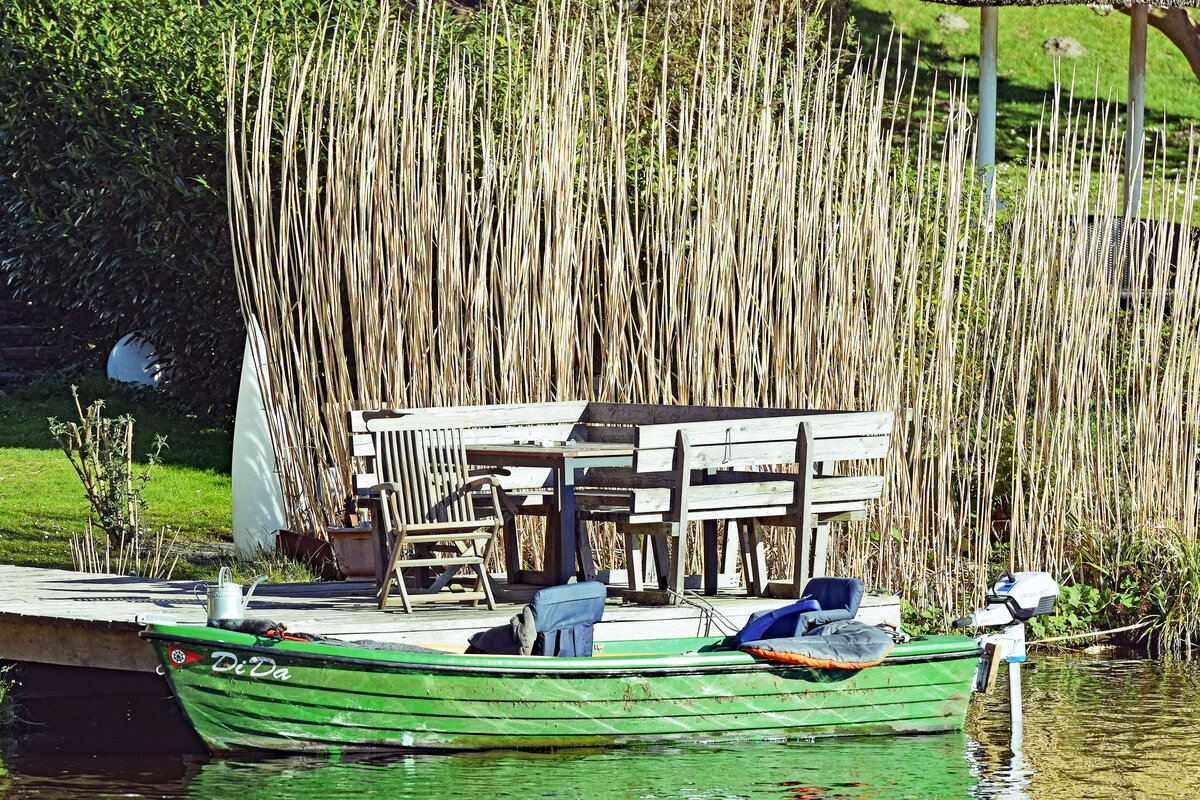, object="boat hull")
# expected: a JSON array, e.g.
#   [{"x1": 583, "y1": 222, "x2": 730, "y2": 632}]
[{"x1": 142, "y1": 624, "x2": 980, "y2": 753}]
